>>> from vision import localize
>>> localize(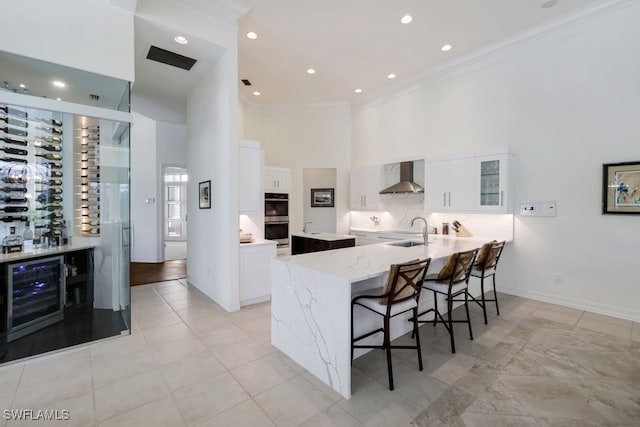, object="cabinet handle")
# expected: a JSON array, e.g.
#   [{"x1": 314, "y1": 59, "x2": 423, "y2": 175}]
[
  {"x1": 443, "y1": 192, "x2": 446, "y2": 207},
  {"x1": 500, "y1": 190, "x2": 504, "y2": 206},
  {"x1": 360, "y1": 195, "x2": 363, "y2": 207},
  {"x1": 364, "y1": 195, "x2": 367, "y2": 206},
  {"x1": 448, "y1": 192, "x2": 451, "y2": 207}
]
